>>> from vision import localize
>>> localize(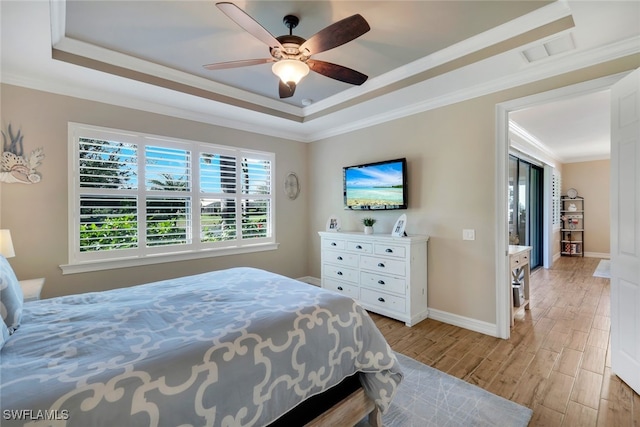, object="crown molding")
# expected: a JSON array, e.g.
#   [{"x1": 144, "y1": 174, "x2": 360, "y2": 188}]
[
  {"x1": 3, "y1": 1, "x2": 638, "y2": 144},
  {"x1": 509, "y1": 121, "x2": 561, "y2": 166},
  {"x1": 306, "y1": 36, "x2": 640, "y2": 142}
]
